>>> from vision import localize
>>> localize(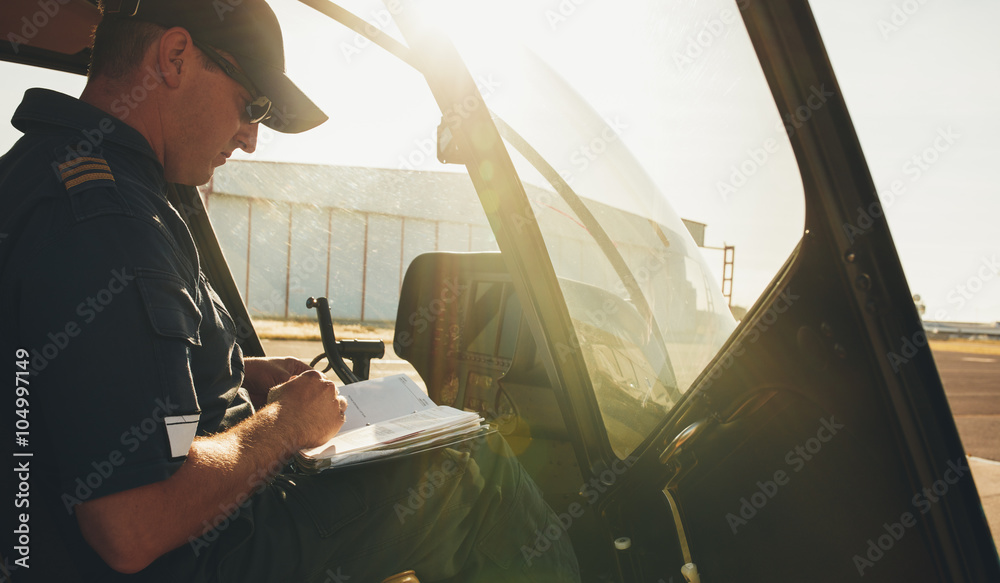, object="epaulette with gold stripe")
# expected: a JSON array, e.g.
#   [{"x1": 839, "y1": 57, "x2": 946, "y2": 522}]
[{"x1": 58, "y1": 156, "x2": 116, "y2": 193}]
